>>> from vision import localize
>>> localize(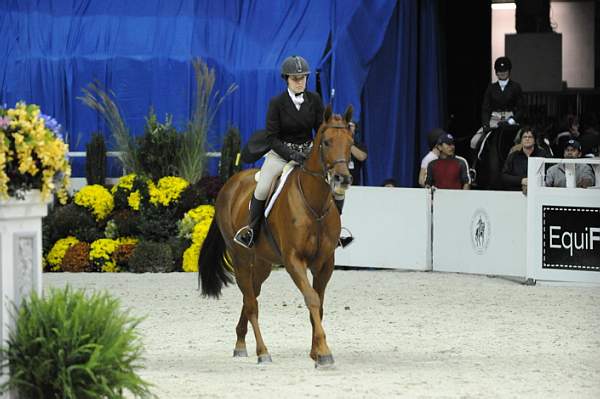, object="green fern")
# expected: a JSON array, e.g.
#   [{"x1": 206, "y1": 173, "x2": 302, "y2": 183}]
[{"x1": 1, "y1": 287, "x2": 154, "y2": 398}]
